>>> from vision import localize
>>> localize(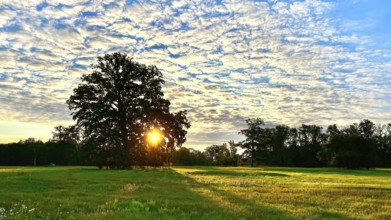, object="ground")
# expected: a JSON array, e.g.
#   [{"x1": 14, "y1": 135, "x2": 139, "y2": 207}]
[{"x1": 0, "y1": 166, "x2": 390, "y2": 219}]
